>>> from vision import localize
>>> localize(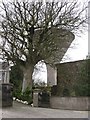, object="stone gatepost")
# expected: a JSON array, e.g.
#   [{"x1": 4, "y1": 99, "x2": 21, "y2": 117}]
[
  {"x1": 0, "y1": 62, "x2": 10, "y2": 84},
  {"x1": 33, "y1": 89, "x2": 41, "y2": 107},
  {"x1": 0, "y1": 61, "x2": 13, "y2": 107}
]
